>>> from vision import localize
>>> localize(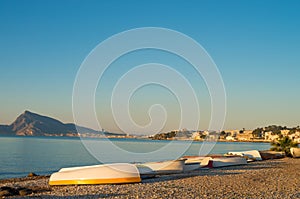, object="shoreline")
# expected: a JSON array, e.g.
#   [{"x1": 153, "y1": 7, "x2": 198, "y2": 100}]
[
  {"x1": 1, "y1": 158, "x2": 299, "y2": 198},
  {"x1": 0, "y1": 135, "x2": 274, "y2": 144}
]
